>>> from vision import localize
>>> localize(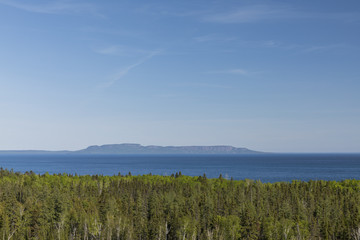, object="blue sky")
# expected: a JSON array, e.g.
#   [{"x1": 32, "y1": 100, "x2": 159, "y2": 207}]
[{"x1": 0, "y1": 0, "x2": 359, "y2": 152}]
